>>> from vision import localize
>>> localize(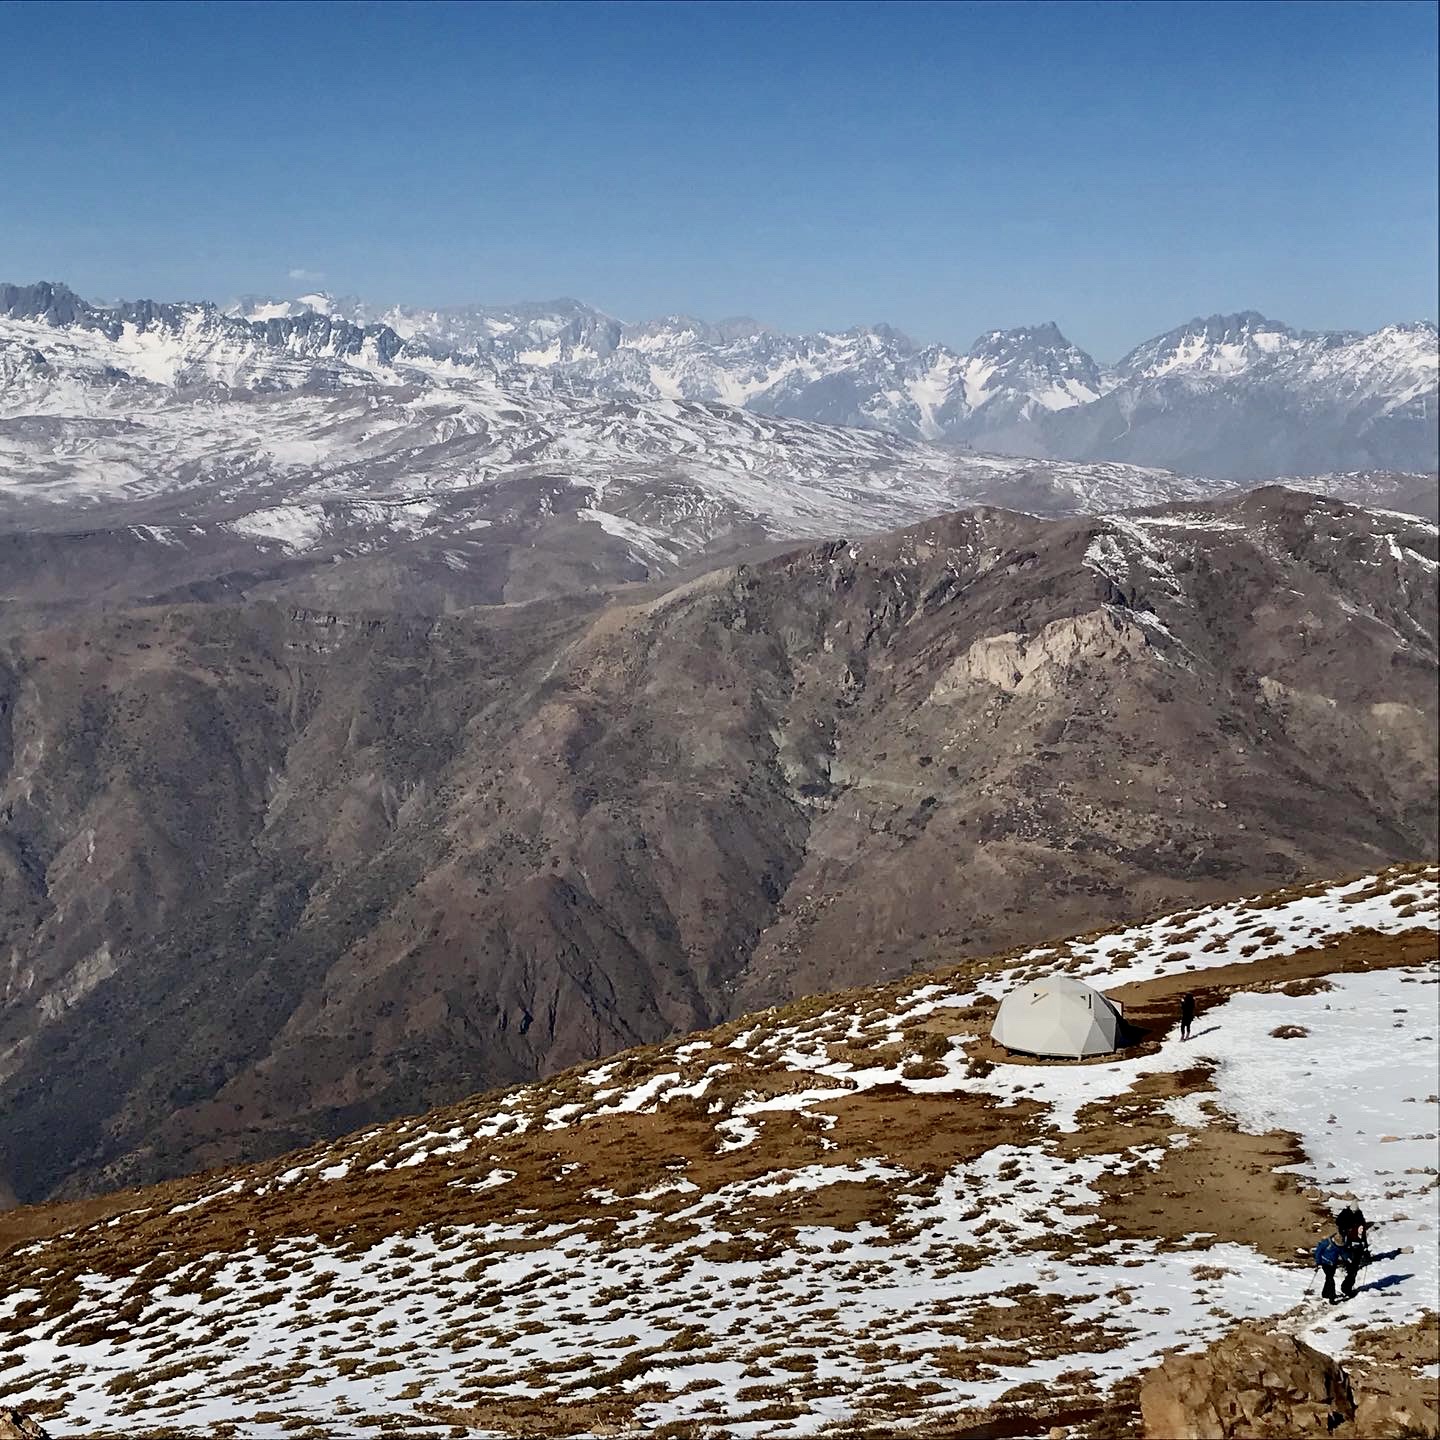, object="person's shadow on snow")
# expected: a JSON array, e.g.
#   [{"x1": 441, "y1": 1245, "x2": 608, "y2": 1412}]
[
  {"x1": 1355, "y1": 1270, "x2": 1412, "y2": 1295},
  {"x1": 1187, "y1": 1025, "x2": 1222, "y2": 1039}
]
